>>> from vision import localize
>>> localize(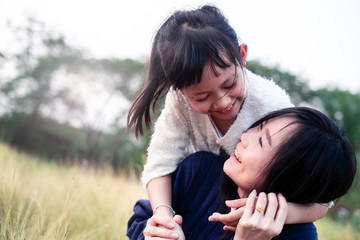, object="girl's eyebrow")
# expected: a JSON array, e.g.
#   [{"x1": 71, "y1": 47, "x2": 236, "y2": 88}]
[{"x1": 192, "y1": 73, "x2": 235, "y2": 96}]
